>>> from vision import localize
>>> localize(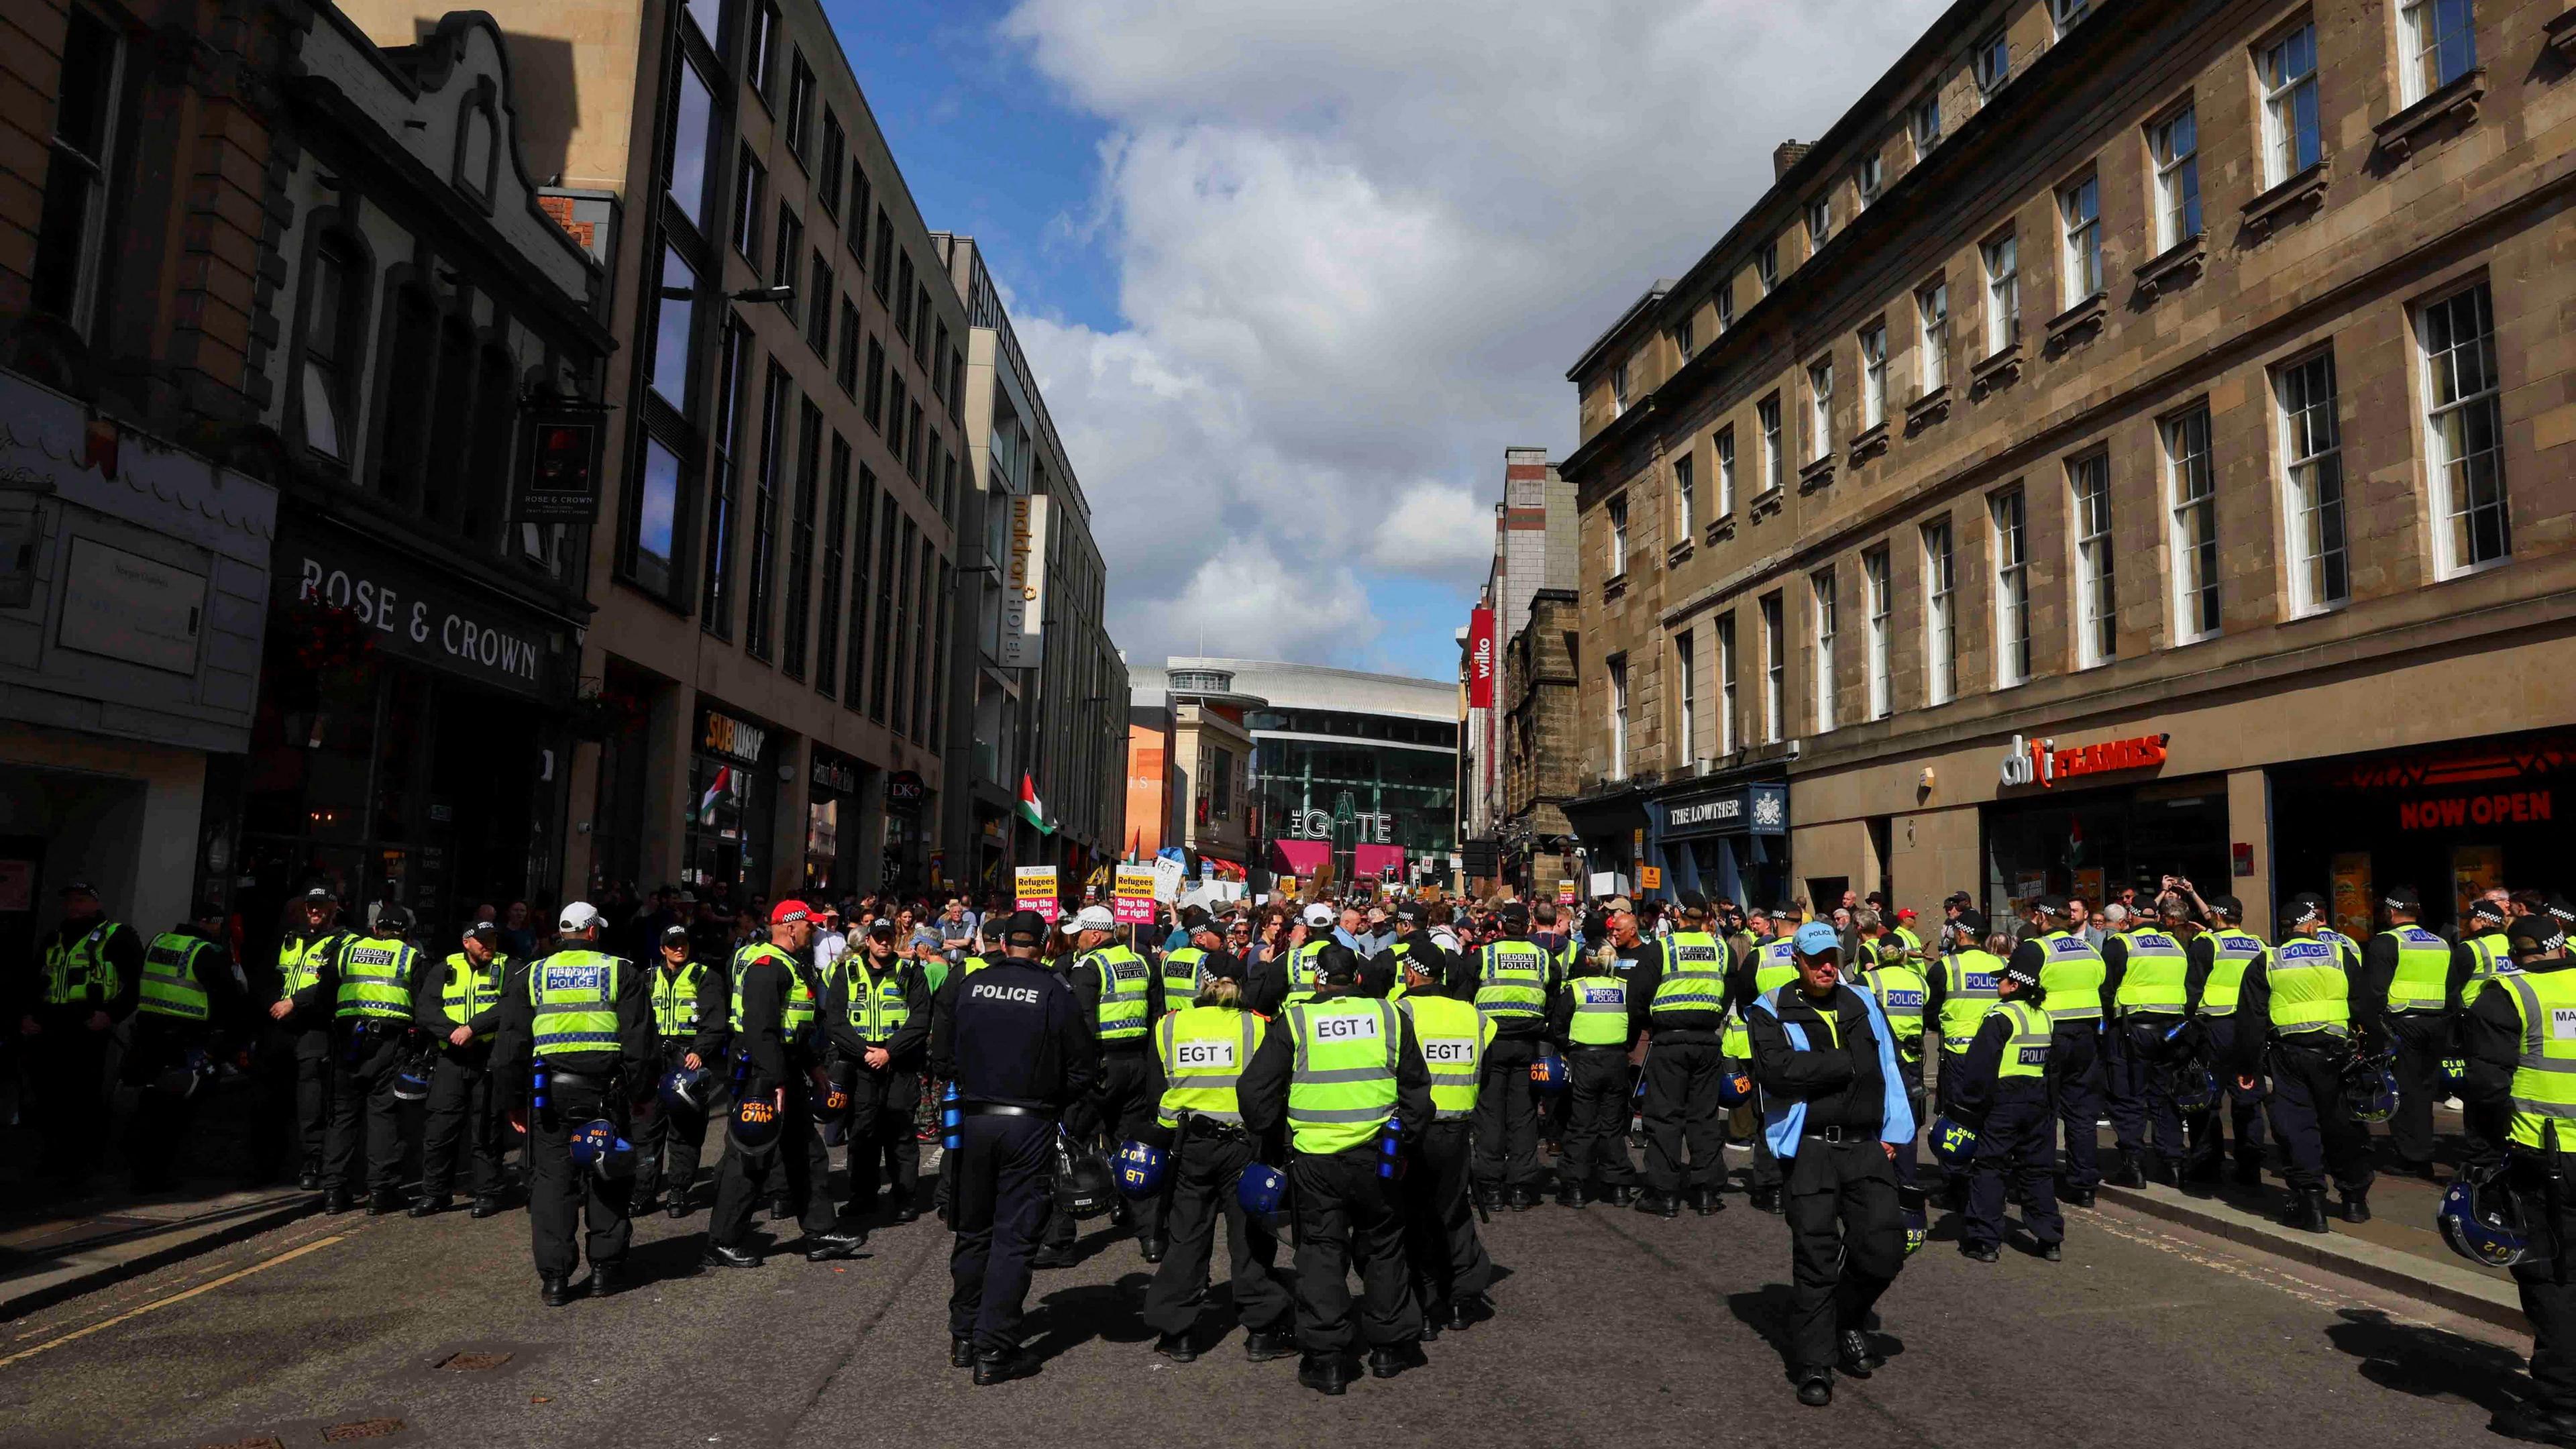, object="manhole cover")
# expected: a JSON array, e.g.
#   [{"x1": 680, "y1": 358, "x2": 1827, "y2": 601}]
[
  {"x1": 321, "y1": 1421, "x2": 405, "y2": 1442},
  {"x1": 437, "y1": 1351, "x2": 513, "y2": 1371}
]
